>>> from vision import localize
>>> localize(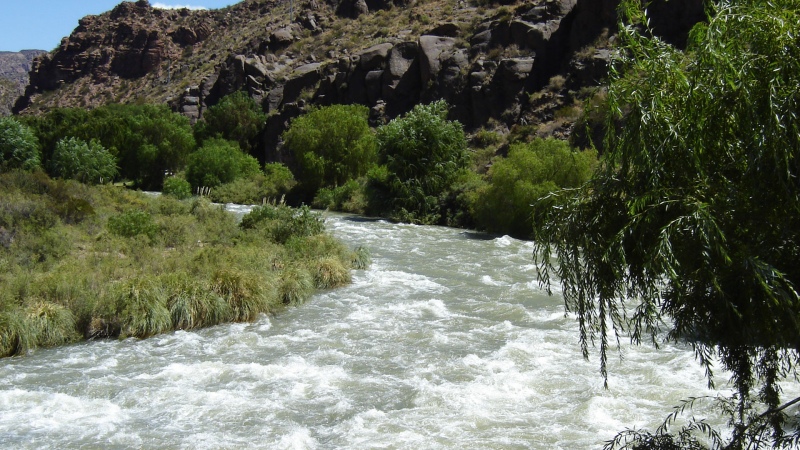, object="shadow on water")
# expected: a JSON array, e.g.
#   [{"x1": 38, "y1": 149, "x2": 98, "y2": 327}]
[{"x1": 460, "y1": 231, "x2": 502, "y2": 241}]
